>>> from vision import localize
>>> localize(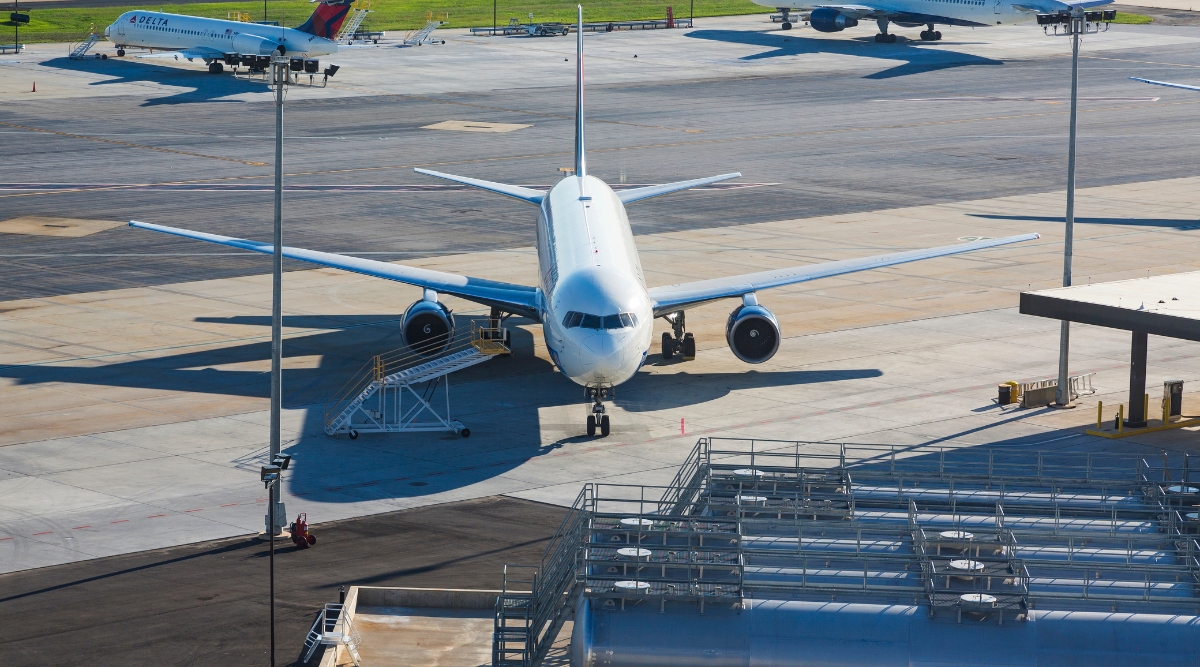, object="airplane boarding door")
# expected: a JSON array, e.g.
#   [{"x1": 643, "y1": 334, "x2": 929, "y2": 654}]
[{"x1": 995, "y1": 0, "x2": 1001, "y2": 13}]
